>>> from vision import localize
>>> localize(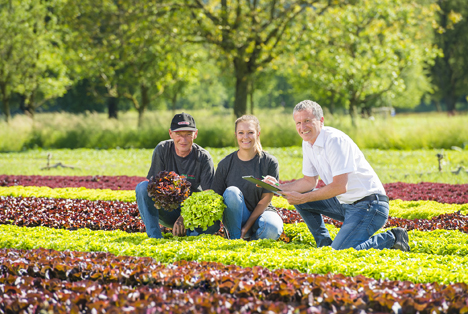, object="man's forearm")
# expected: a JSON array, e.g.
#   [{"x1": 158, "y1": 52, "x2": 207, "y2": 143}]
[
  {"x1": 281, "y1": 173, "x2": 348, "y2": 205},
  {"x1": 300, "y1": 182, "x2": 346, "y2": 203},
  {"x1": 280, "y1": 177, "x2": 317, "y2": 193}
]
